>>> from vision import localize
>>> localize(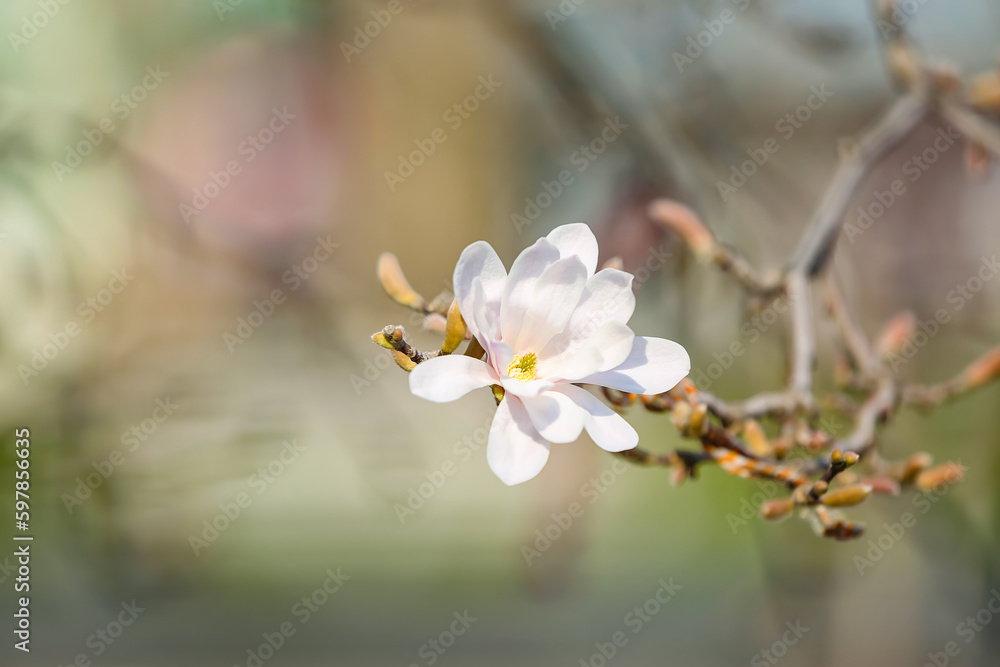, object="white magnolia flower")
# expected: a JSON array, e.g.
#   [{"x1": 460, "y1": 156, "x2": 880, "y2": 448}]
[{"x1": 409, "y1": 224, "x2": 690, "y2": 485}]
